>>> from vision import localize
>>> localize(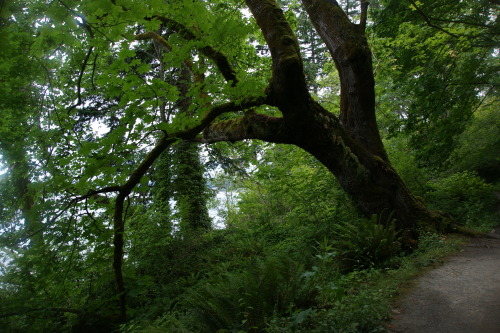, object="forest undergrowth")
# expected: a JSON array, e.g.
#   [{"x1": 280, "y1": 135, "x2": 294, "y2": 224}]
[
  {"x1": 115, "y1": 145, "x2": 498, "y2": 333},
  {"x1": 119, "y1": 210, "x2": 471, "y2": 333}
]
